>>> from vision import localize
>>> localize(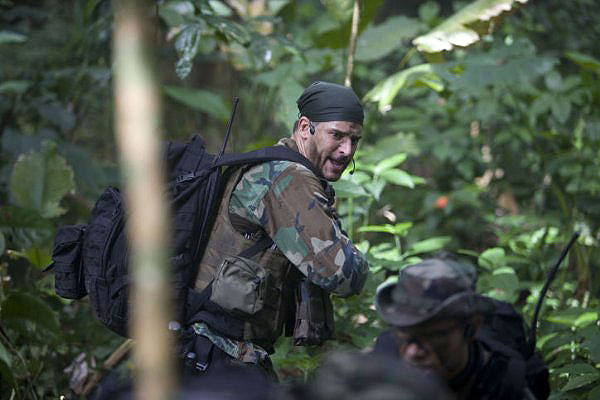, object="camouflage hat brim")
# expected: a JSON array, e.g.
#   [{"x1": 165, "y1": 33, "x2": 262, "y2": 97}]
[{"x1": 375, "y1": 281, "x2": 496, "y2": 328}]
